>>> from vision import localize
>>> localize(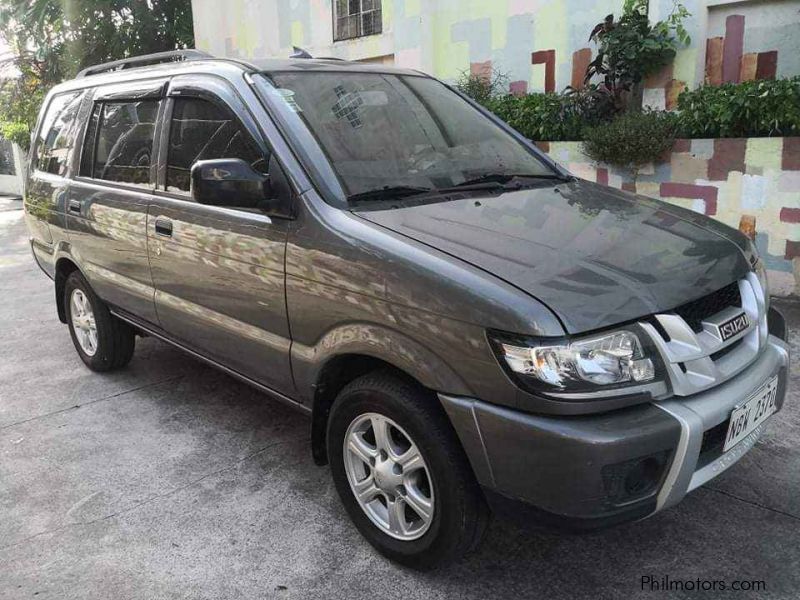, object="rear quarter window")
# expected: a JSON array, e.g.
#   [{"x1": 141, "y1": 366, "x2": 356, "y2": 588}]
[{"x1": 33, "y1": 91, "x2": 86, "y2": 176}]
